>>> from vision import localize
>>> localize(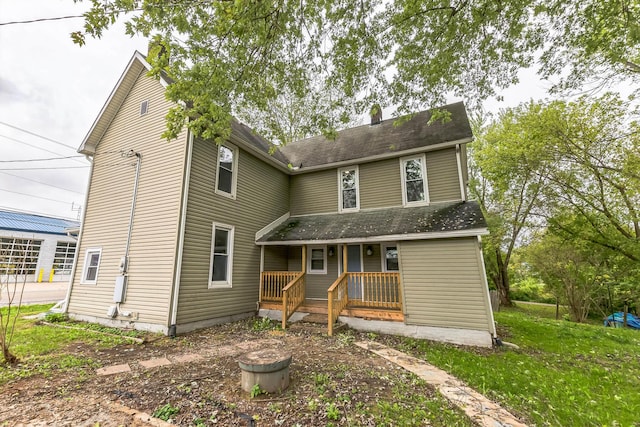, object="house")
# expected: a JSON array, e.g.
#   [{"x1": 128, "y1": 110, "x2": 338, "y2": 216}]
[
  {"x1": 65, "y1": 51, "x2": 496, "y2": 347},
  {"x1": 0, "y1": 209, "x2": 79, "y2": 283}
]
